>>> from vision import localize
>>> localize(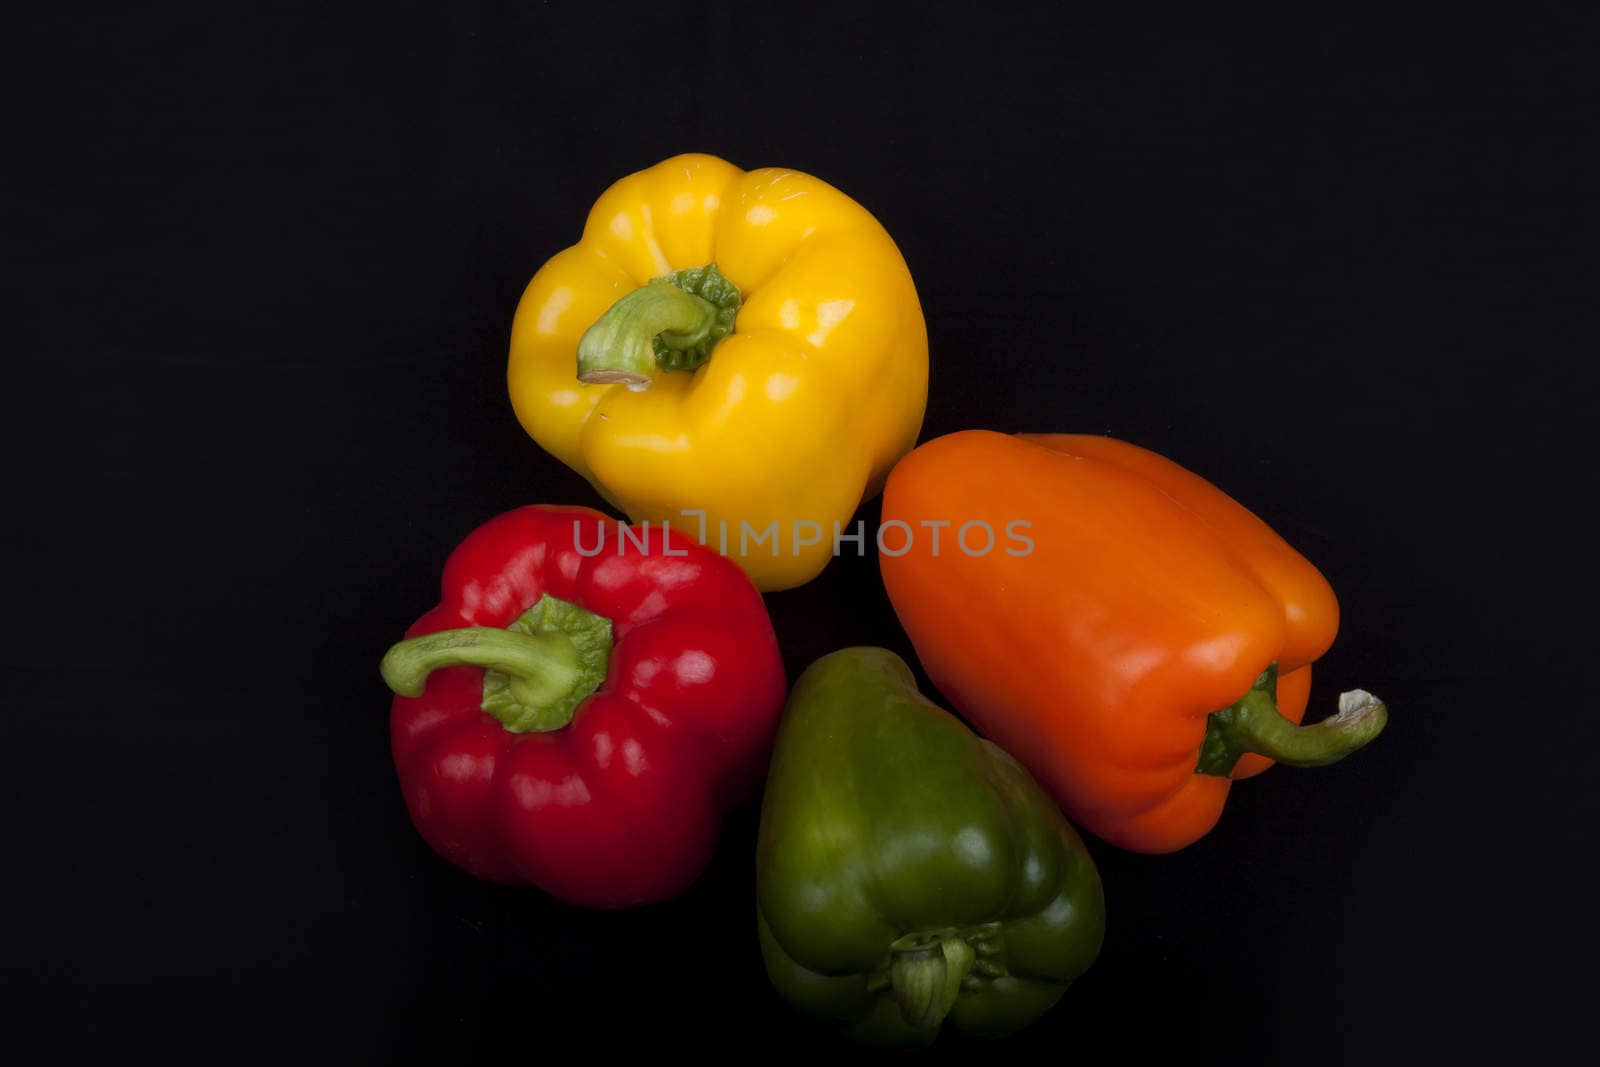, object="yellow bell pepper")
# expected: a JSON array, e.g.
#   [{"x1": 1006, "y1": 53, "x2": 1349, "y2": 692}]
[{"x1": 507, "y1": 153, "x2": 928, "y2": 591}]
